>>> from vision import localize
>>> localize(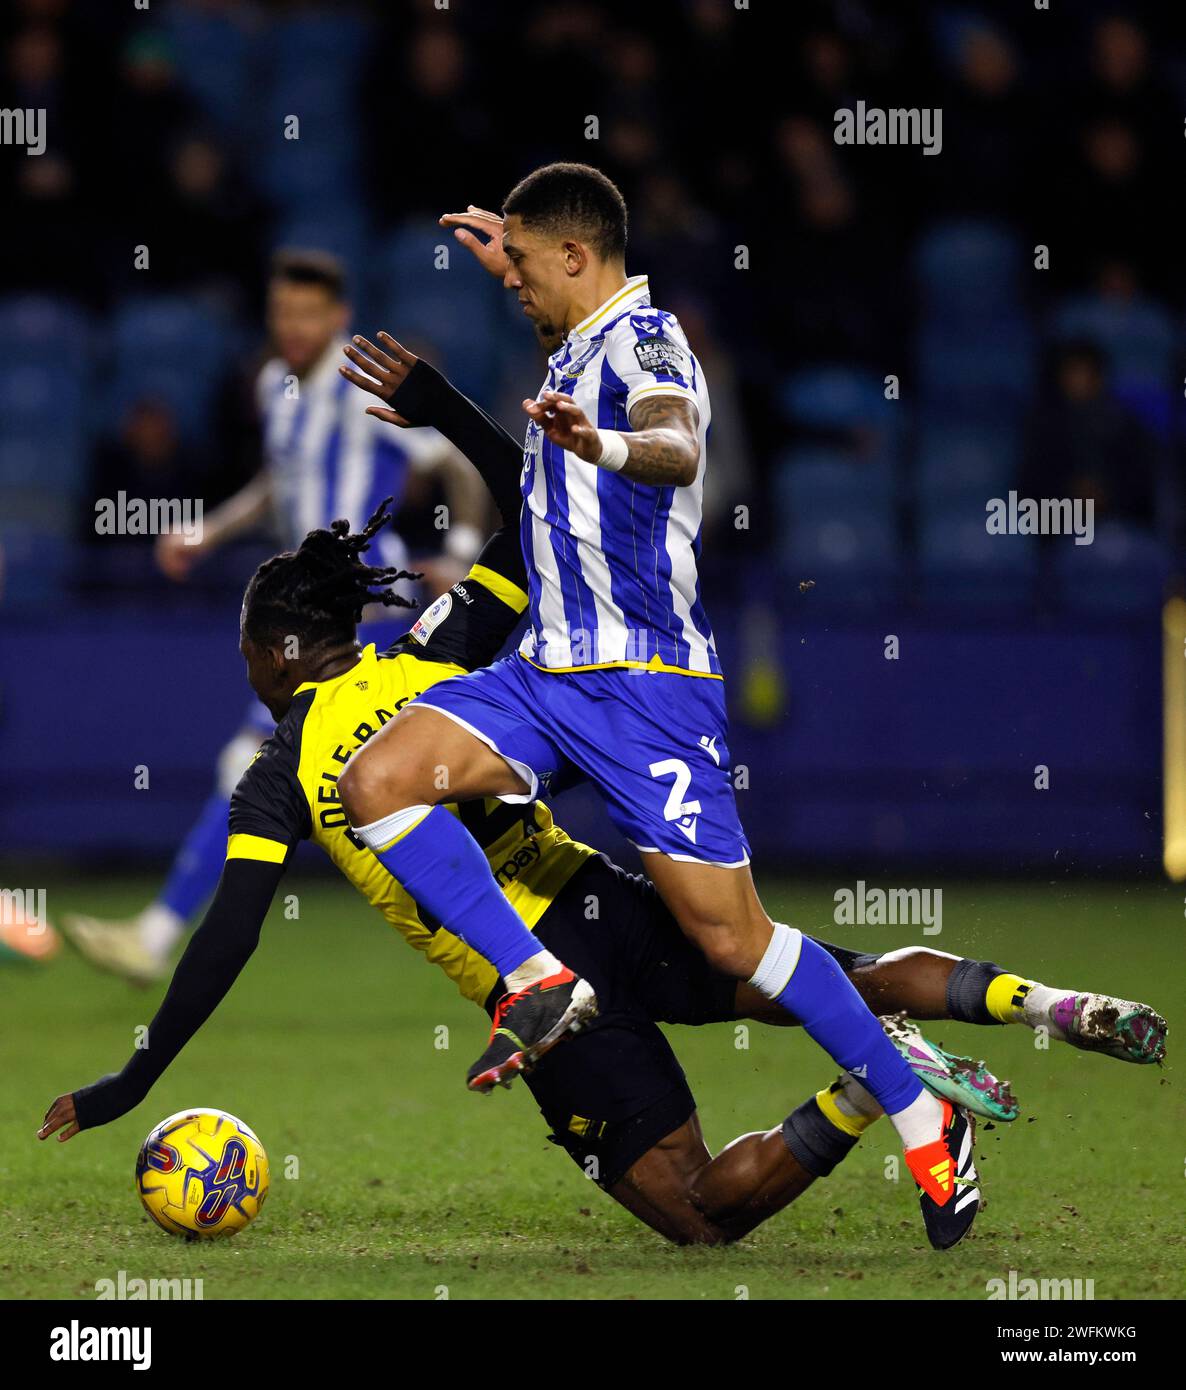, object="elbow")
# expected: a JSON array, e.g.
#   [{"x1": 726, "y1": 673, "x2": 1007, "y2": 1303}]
[{"x1": 676, "y1": 448, "x2": 699, "y2": 487}]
